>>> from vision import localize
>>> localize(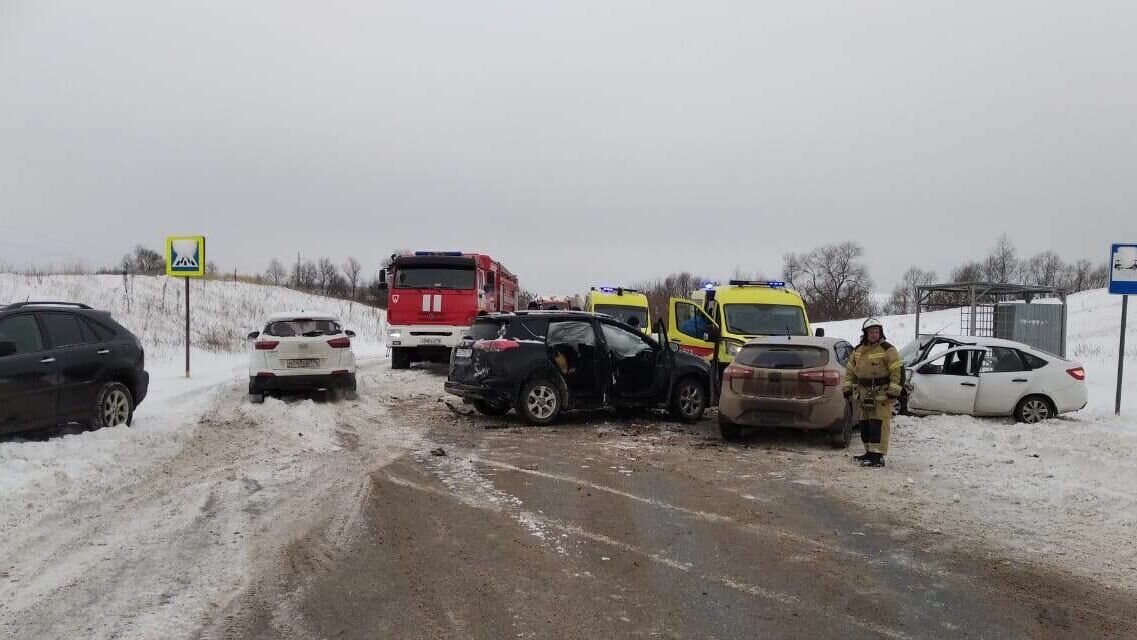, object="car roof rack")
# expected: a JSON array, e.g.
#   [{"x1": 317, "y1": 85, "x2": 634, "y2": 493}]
[{"x1": 4, "y1": 301, "x2": 93, "y2": 310}]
